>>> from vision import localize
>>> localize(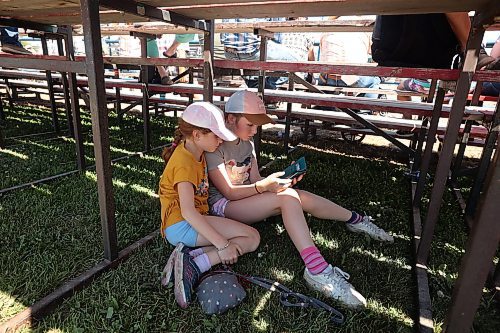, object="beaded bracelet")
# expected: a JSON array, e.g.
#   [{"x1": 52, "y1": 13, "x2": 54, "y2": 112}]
[{"x1": 217, "y1": 241, "x2": 230, "y2": 252}]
